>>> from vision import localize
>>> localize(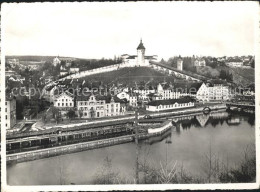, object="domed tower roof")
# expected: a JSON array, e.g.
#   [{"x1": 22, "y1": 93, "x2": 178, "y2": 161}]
[{"x1": 137, "y1": 39, "x2": 145, "y2": 50}]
